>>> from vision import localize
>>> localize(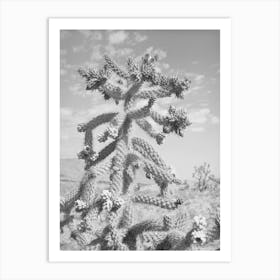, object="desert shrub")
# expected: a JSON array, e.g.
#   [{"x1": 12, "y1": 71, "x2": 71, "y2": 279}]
[{"x1": 192, "y1": 162, "x2": 219, "y2": 191}]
